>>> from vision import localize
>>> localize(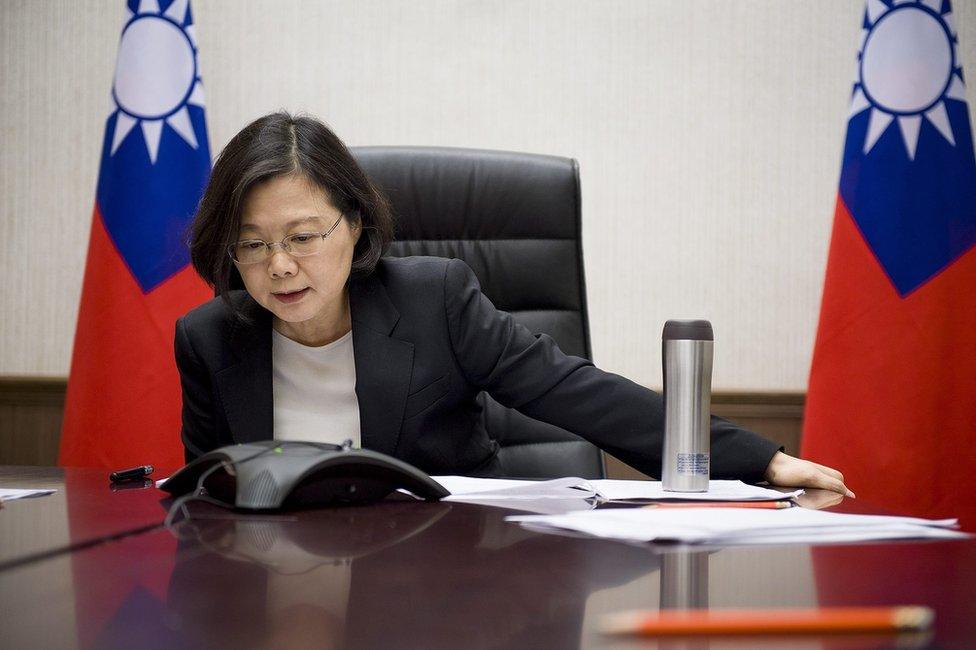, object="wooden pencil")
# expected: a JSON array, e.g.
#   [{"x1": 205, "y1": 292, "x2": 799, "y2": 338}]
[
  {"x1": 602, "y1": 606, "x2": 935, "y2": 636},
  {"x1": 642, "y1": 501, "x2": 792, "y2": 509}
]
